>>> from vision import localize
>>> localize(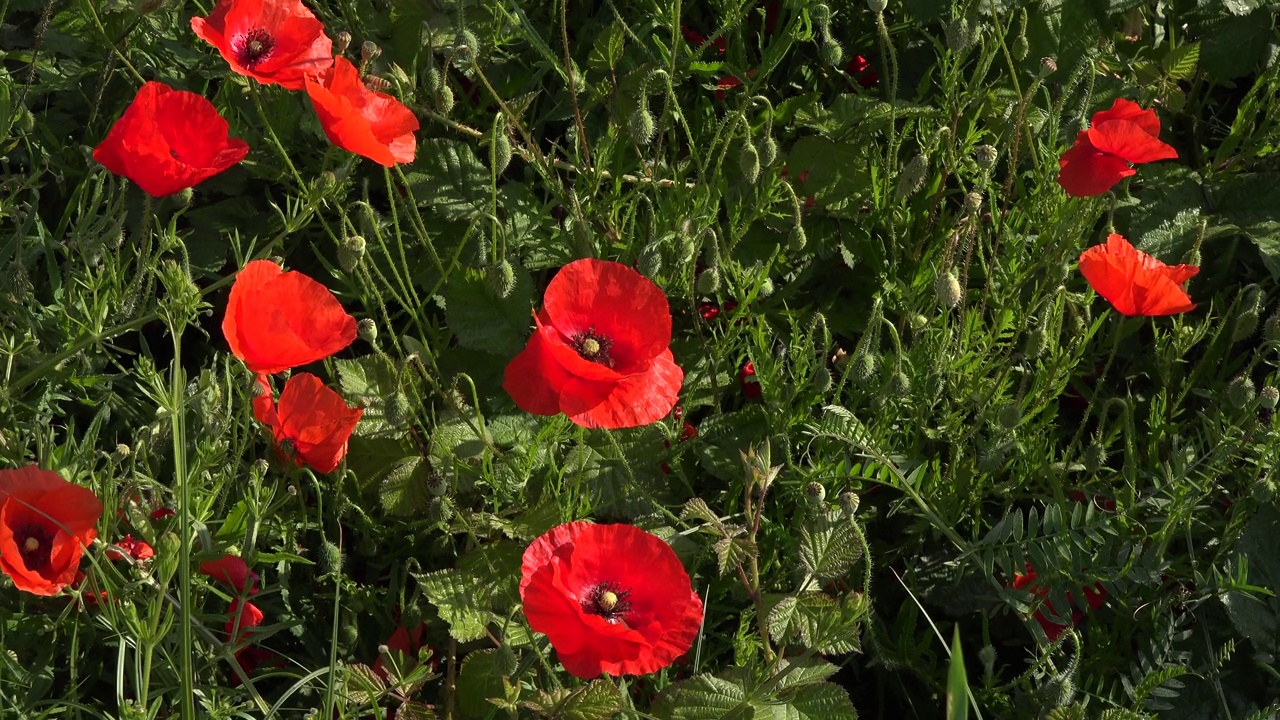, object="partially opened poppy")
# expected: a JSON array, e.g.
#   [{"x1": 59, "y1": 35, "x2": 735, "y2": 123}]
[
  {"x1": 520, "y1": 521, "x2": 704, "y2": 678},
  {"x1": 107, "y1": 534, "x2": 155, "y2": 563},
  {"x1": 201, "y1": 553, "x2": 260, "y2": 594},
  {"x1": 93, "y1": 81, "x2": 250, "y2": 198},
  {"x1": 1011, "y1": 565, "x2": 1107, "y2": 643},
  {"x1": 1078, "y1": 233, "x2": 1198, "y2": 316},
  {"x1": 223, "y1": 259, "x2": 357, "y2": 375},
  {"x1": 0, "y1": 466, "x2": 103, "y2": 596},
  {"x1": 253, "y1": 373, "x2": 362, "y2": 473},
  {"x1": 192, "y1": 0, "x2": 333, "y2": 91},
  {"x1": 1057, "y1": 98, "x2": 1178, "y2": 197},
  {"x1": 503, "y1": 258, "x2": 684, "y2": 429},
  {"x1": 304, "y1": 57, "x2": 419, "y2": 166}
]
